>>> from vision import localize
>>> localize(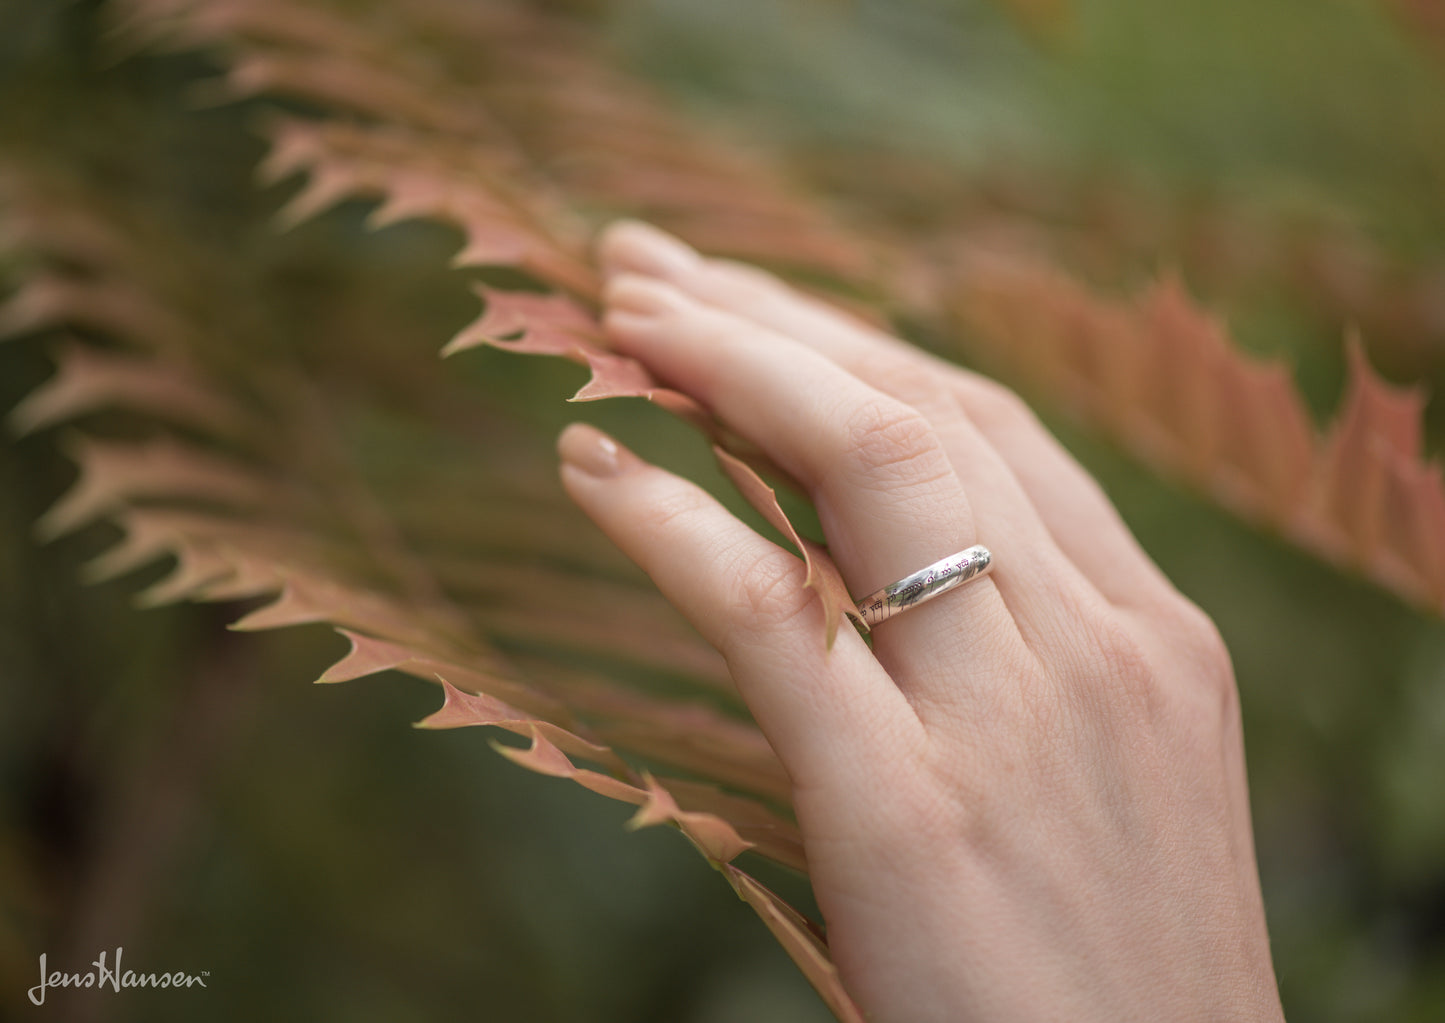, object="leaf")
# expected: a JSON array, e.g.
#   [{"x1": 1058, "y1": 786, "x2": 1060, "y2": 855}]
[
  {"x1": 417, "y1": 676, "x2": 631, "y2": 776},
  {"x1": 526, "y1": 660, "x2": 791, "y2": 804},
  {"x1": 714, "y1": 445, "x2": 865, "y2": 647},
  {"x1": 129, "y1": 0, "x2": 874, "y2": 656},
  {"x1": 37, "y1": 435, "x2": 270, "y2": 541},
  {"x1": 1309, "y1": 336, "x2": 1440, "y2": 594},
  {"x1": 0, "y1": 273, "x2": 195, "y2": 355},
  {"x1": 86, "y1": 0, "x2": 1445, "y2": 628},
  {"x1": 654, "y1": 777, "x2": 805, "y2": 871},
  {"x1": 954, "y1": 253, "x2": 1445, "y2": 613},
  {"x1": 441, "y1": 284, "x2": 716, "y2": 428},
  {"x1": 1384, "y1": 0, "x2": 1445, "y2": 64},
  {"x1": 9, "y1": 343, "x2": 249, "y2": 438},
  {"x1": 440, "y1": 285, "x2": 600, "y2": 359},
  {"x1": 482, "y1": 728, "x2": 754, "y2": 866},
  {"x1": 0, "y1": 68, "x2": 861, "y2": 1023},
  {"x1": 312, "y1": 623, "x2": 795, "y2": 817},
  {"x1": 194, "y1": 0, "x2": 875, "y2": 286},
  {"x1": 626, "y1": 774, "x2": 755, "y2": 865},
  {"x1": 489, "y1": 728, "x2": 651, "y2": 806},
  {"x1": 319, "y1": 628, "x2": 571, "y2": 724},
  {"x1": 725, "y1": 868, "x2": 866, "y2": 1023},
  {"x1": 258, "y1": 117, "x2": 595, "y2": 295}
]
